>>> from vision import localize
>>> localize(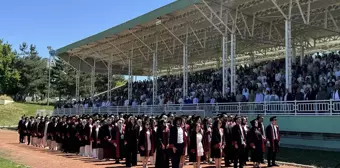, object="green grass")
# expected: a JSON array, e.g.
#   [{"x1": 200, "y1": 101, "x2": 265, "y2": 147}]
[
  {"x1": 0, "y1": 157, "x2": 28, "y2": 168},
  {"x1": 0, "y1": 102, "x2": 53, "y2": 126},
  {"x1": 278, "y1": 147, "x2": 340, "y2": 168}
]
